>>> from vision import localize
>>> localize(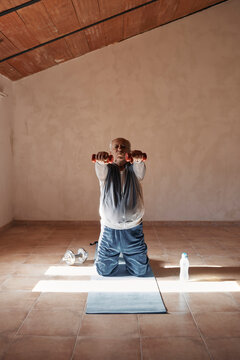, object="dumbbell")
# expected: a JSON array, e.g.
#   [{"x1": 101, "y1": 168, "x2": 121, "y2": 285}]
[
  {"x1": 92, "y1": 154, "x2": 114, "y2": 163},
  {"x1": 62, "y1": 248, "x2": 88, "y2": 266},
  {"x1": 125, "y1": 153, "x2": 147, "y2": 164}
]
